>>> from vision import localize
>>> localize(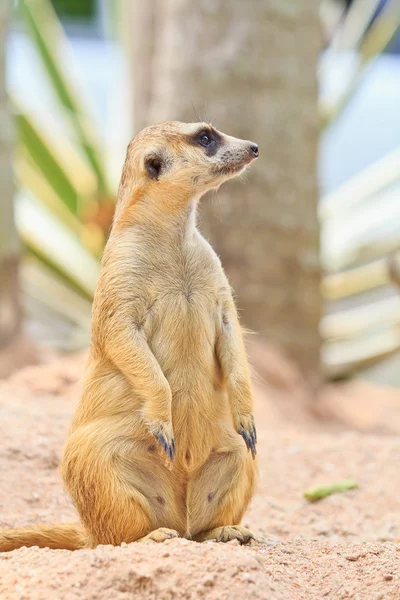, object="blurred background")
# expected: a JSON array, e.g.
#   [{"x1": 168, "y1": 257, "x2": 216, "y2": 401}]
[{"x1": 1, "y1": 0, "x2": 400, "y2": 387}]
